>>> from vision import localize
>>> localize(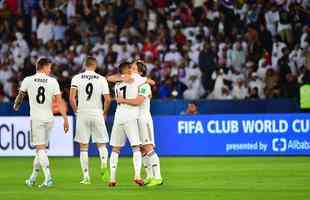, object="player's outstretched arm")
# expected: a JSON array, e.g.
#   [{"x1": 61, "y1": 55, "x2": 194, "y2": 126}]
[
  {"x1": 54, "y1": 94, "x2": 69, "y2": 133},
  {"x1": 107, "y1": 74, "x2": 133, "y2": 83},
  {"x1": 13, "y1": 91, "x2": 26, "y2": 111},
  {"x1": 69, "y1": 87, "x2": 78, "y2": 113},
  {"x1": 116, "y1": 96, "x2": 145, "y2": 106},
  {"x1": 103, "y1": 94, "x2": 111, "y2": 119}
]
